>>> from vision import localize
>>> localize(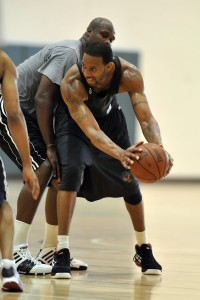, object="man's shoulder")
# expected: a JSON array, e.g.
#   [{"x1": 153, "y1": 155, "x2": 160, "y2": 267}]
[{"x1": 46, "y1": 39, "x2": 81, "y2": 51}]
